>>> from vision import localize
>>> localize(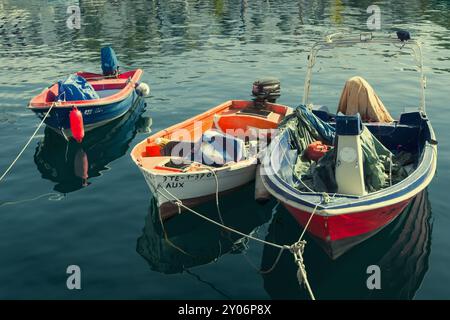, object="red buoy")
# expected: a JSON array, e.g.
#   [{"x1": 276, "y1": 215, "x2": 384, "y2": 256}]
[
  {"x1": 306, "y1": 141, "x2": 330, "y2": 161},
  {"x1": 69, "y1": 107, "x2": 84, "y2": 143}
]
